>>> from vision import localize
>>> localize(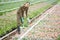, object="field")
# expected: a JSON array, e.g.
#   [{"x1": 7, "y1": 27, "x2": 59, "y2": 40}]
[
  {"x1": 0, "y1": 0, "x2": 60, "y2": 40},
  {"x1": 21, "y1": 4, "x2": 60, "y2": 40}
]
